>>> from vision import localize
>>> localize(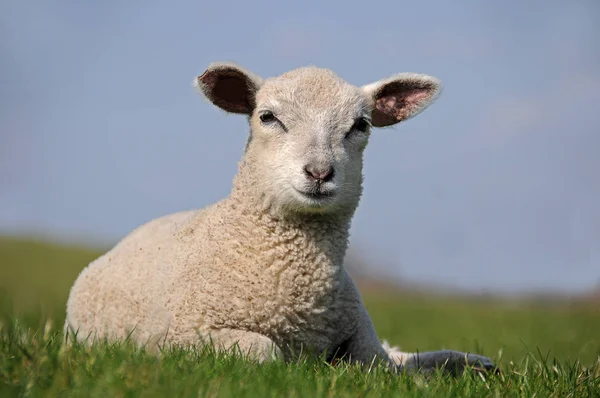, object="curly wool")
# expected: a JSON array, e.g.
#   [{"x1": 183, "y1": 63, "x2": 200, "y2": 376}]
[{"x1": 65, "y1": 160, "x2": 383, "y2": 362}]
